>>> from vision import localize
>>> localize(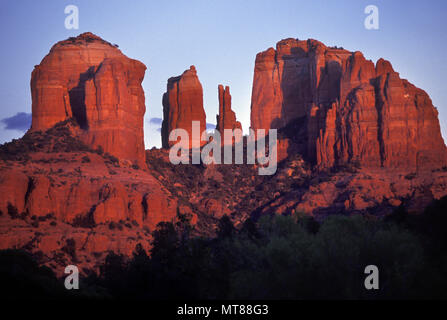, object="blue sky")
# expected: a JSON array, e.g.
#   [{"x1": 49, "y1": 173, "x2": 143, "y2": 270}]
[{"x1": 0, "y1": 0, "x2": 446, "y2": 148}]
